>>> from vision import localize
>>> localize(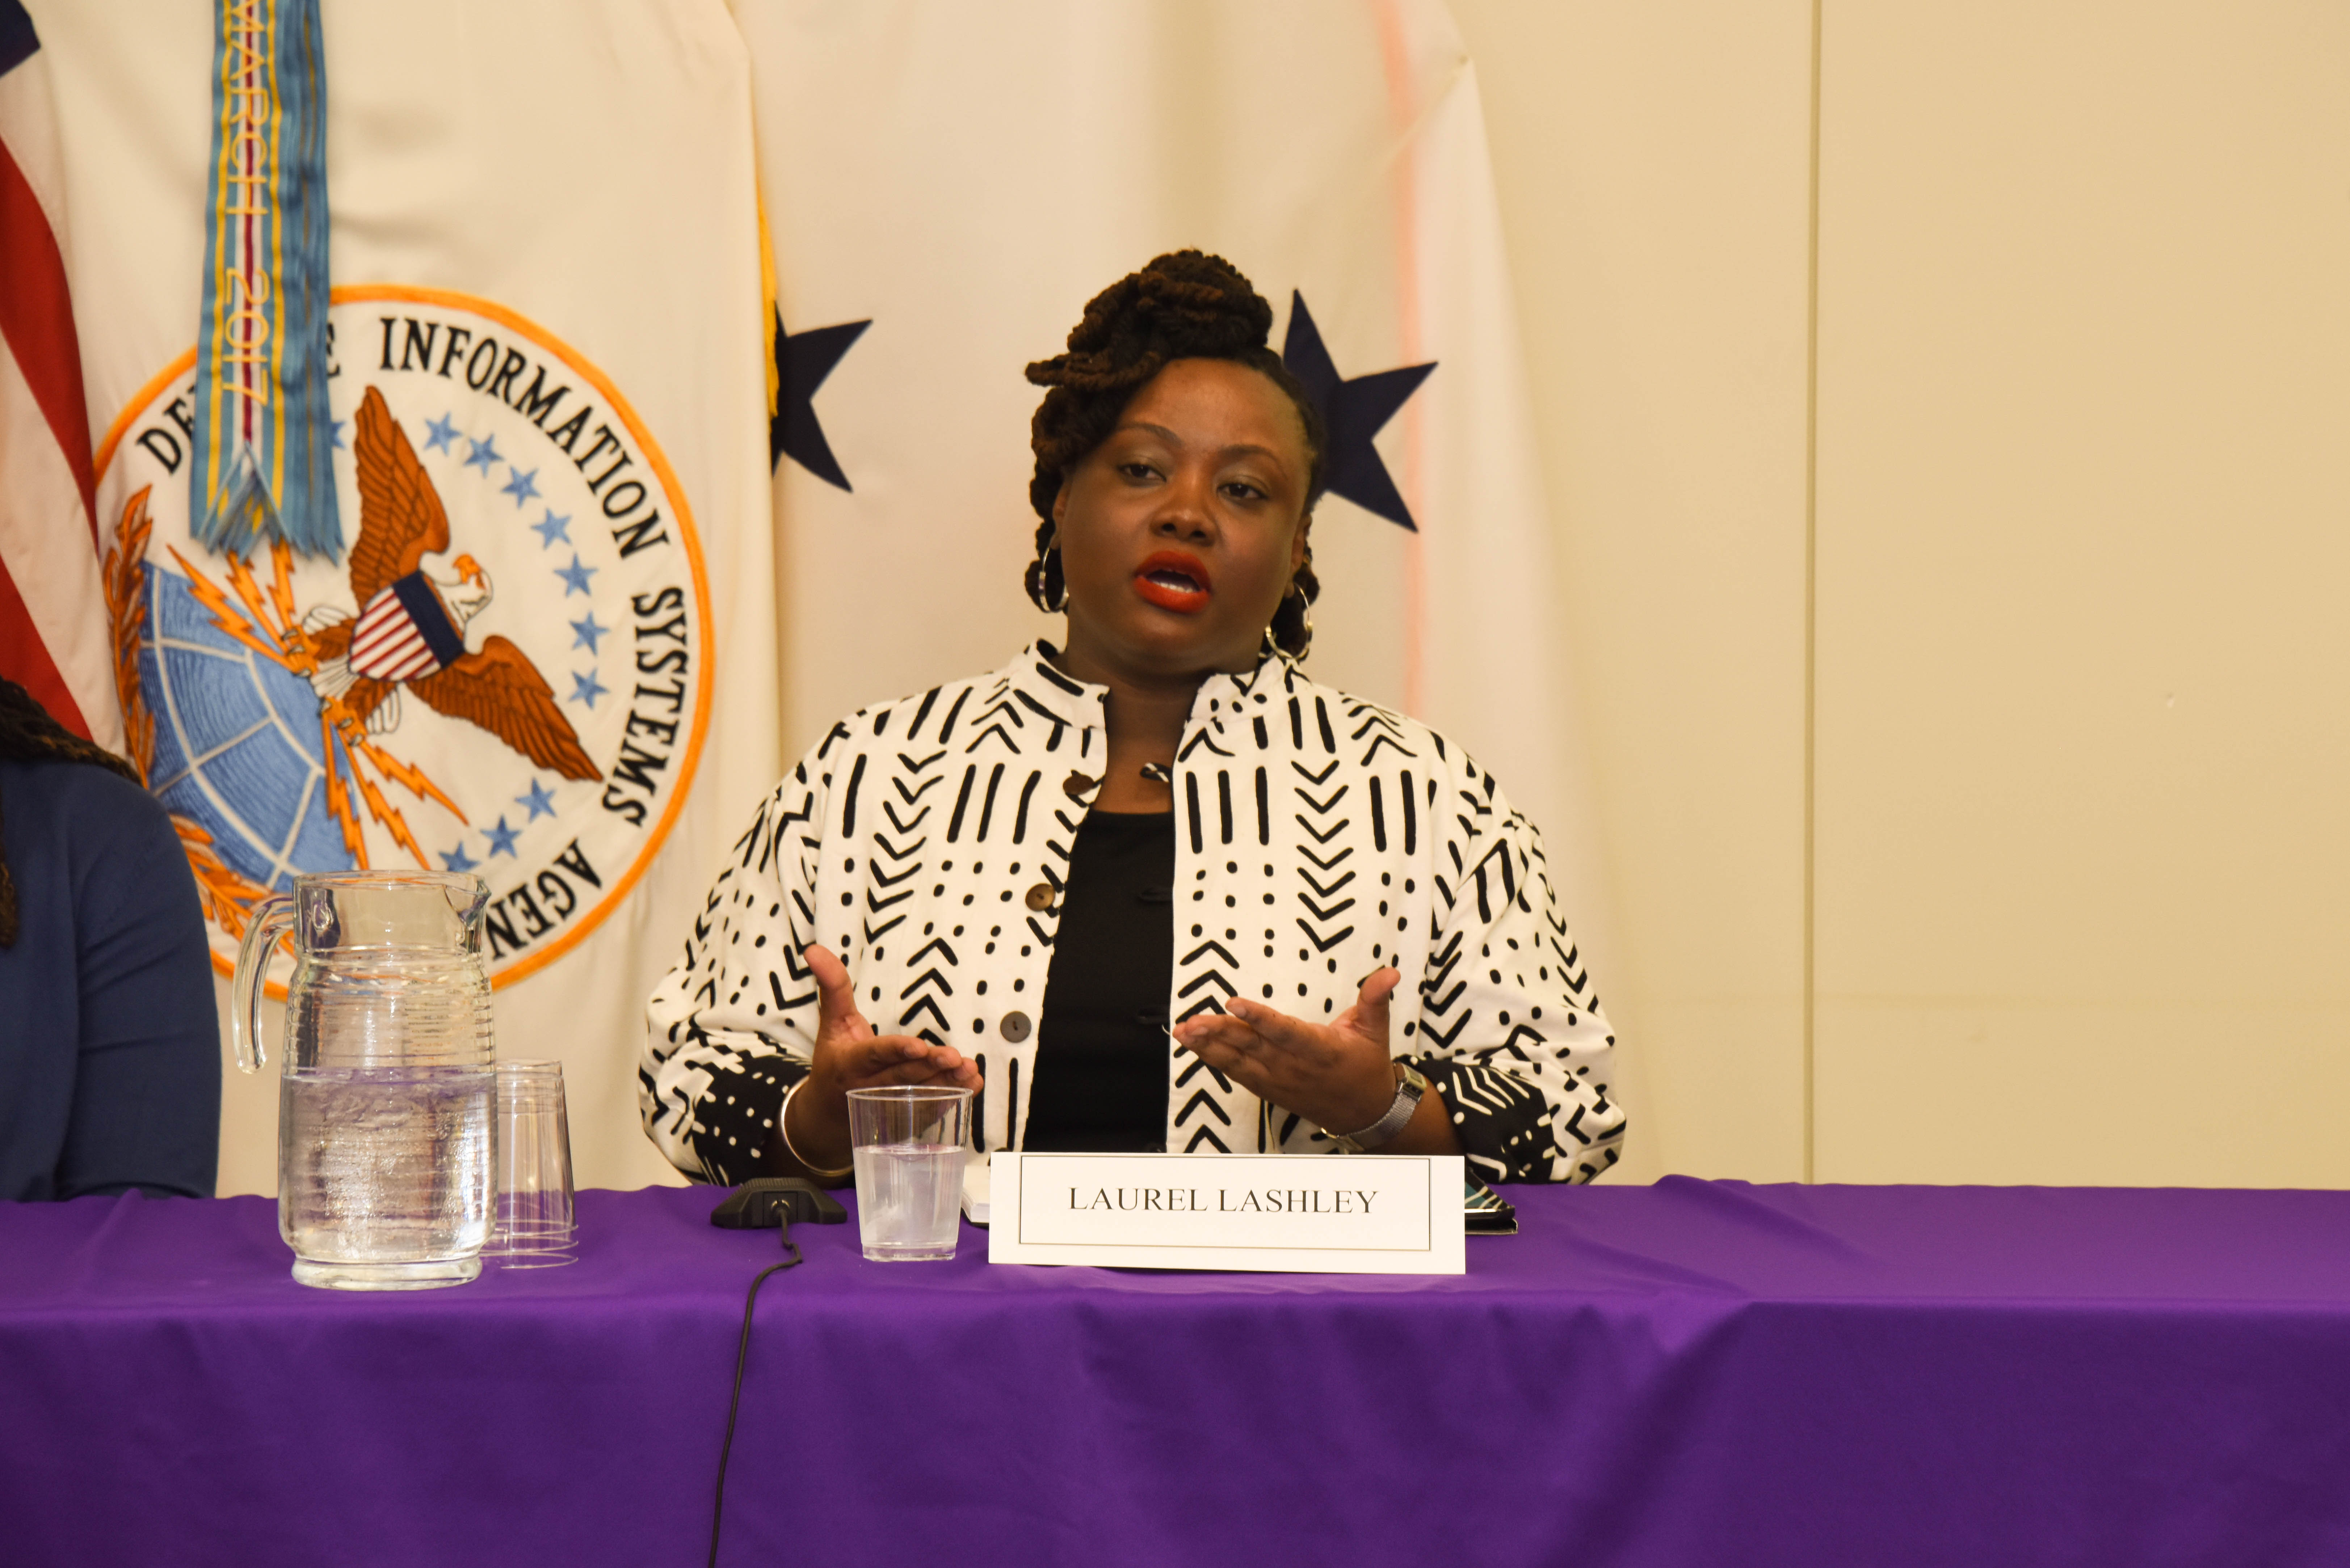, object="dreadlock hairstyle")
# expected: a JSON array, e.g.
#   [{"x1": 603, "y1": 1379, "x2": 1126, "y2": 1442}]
[
  {"x1": 0, "y1": 677, "x2": 143, "y2": 948},
  {"x1": 1023, "y1": 249, "x2": 1328, "y2": 659}
]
